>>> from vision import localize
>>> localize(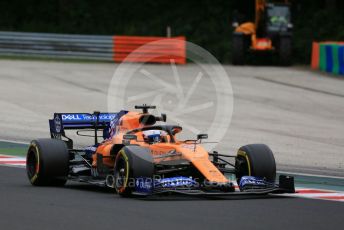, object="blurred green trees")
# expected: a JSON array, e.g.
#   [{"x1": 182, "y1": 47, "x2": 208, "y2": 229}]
[{"x1": 0, "y1": 0, "x2": 343, "y2": 63}]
